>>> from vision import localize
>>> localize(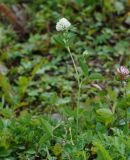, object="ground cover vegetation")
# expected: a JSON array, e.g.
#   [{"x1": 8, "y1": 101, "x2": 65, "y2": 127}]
[{"x1": 0, "y1": 0, "x2": 130, "y2": 159}]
